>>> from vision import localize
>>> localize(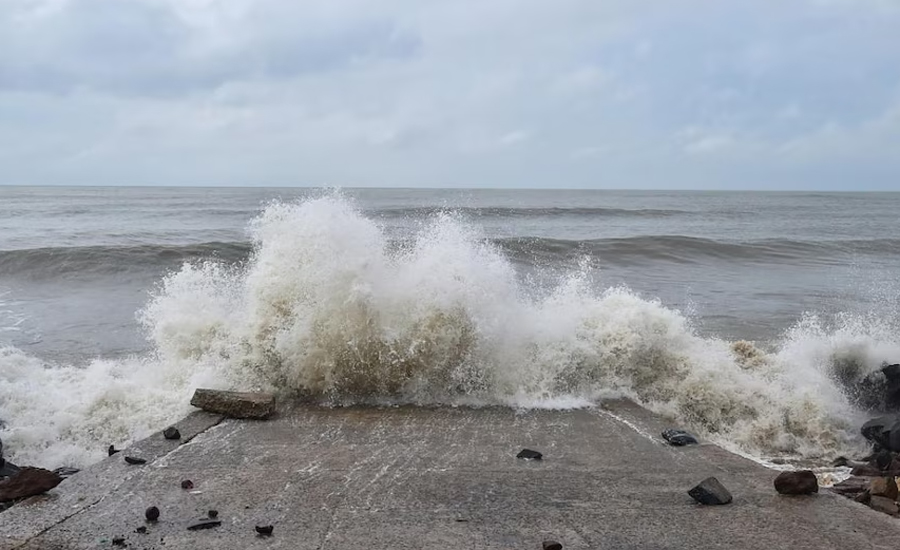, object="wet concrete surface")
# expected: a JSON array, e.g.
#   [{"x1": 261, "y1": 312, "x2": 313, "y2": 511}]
[{"x1": 1, "y1": 400, "x2": 897, "y2": 549}]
